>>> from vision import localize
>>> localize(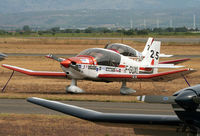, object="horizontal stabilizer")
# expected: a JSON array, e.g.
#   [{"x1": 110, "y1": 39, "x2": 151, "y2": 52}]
[
  {"x1": 2, "y1": 64, "x2": 66, "y2": 78},
  {"x1": 159, "y1": 54, "x2": 173, "y2": 58},
  {"x1": 145, "y1": 64, "x2": 184, "y2": 69},
  {"x1": 160, "y1": 58, "x2": 190, "y2": 65}
]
